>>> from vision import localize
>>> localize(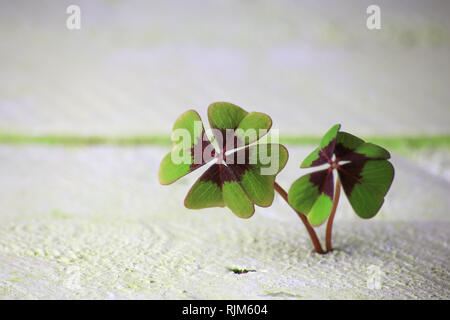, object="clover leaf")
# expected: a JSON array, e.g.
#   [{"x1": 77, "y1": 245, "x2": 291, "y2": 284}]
[
  {"x1": 159, "y1": 102, "x2": 288, "y2": 218},
  {"x1": 288, "y1": 124, "x2": 395, "y2": 227},
  {"x1": 159, "y1": 107, "x2": 396, "y2": 254}
]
